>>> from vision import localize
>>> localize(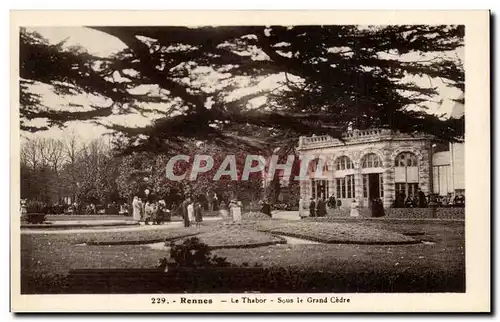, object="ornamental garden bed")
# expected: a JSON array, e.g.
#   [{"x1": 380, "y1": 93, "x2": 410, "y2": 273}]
[
  {"x1": 255, "y1": 221, "x2": 418, "y2": 245},
  {"x1": 175, "y1": 228, "x2": 285, "y2": 249},
  {"x1": 76, "y1": 227, "x2": 204, "y2": 245},
  {"x1": 325, "y1": 207, "x2": 464, "y2": 220}
]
